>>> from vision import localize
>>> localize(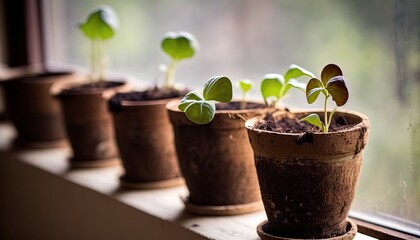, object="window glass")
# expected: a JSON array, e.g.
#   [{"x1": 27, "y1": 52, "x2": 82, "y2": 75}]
[{"x1": 44, "y1": 0, "x2": 419, "y2": 234}]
